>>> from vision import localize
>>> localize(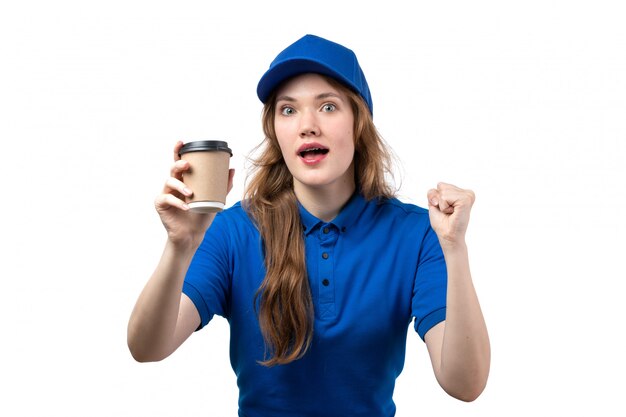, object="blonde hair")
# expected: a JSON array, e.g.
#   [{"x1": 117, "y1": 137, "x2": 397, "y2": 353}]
[{"x1": 244, "y1": 75, "x2": 395, "y2": 366}]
